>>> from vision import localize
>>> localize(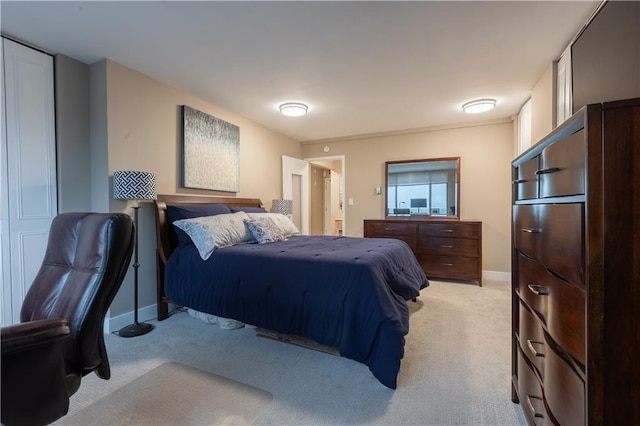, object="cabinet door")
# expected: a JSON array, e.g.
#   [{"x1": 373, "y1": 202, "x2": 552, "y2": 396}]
[{"x1": 1, "y1": 39, "x2": 57, "y2": 325}]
